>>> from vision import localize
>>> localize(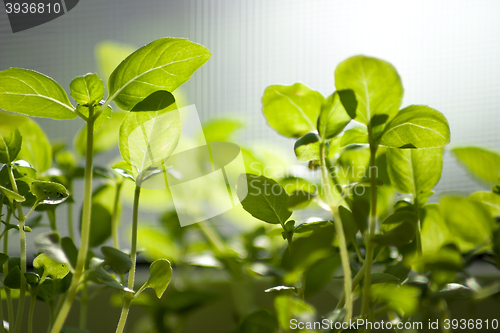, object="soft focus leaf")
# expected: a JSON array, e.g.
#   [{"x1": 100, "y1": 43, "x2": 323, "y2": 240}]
[
  {"x1": 421, "y1": 204, "x2": 450, "y2": 254},
  {"x1": 469, "y1": 191, "x2": 500, "y2": 217},
  {"x1": 371, "y1": 283, "x2": 420, "y2": 316},
  {"x1": 274, "y1": 296, "x2": 316, "y2": 330},
  {"x1": 0, "y1": 68, "x2": 76, "y2": 119},
  {"x1": 238, "y1": 309, "x2": 278, "y2": 333},
  {"x1": 237, "y1": 174, "x2": 291, "y2": 225},
  {"x1": 95, "y1": 41, "x2": 135, "y2": 84},
  {"x1": 108, "y1": 38, "x2": 210, "y2": 110},
  {"x1": 452, "y1": 147, "x2": 500, "y2": 185},
  {"x1": 0, "y1": 123, "x2": 22, "y2": 164},
  {"x1": 16, "y1": 117, "x2": 53, "y2": 173},
  {"x1": 380, "y1": 105, "x2": 450, "y2": 148},
  {"x1": 4, "y1": 266, "x2": 21, "y2": 289},
  {"x1": 262, "y1": 83, "x2": 323, "y2": 138}
]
